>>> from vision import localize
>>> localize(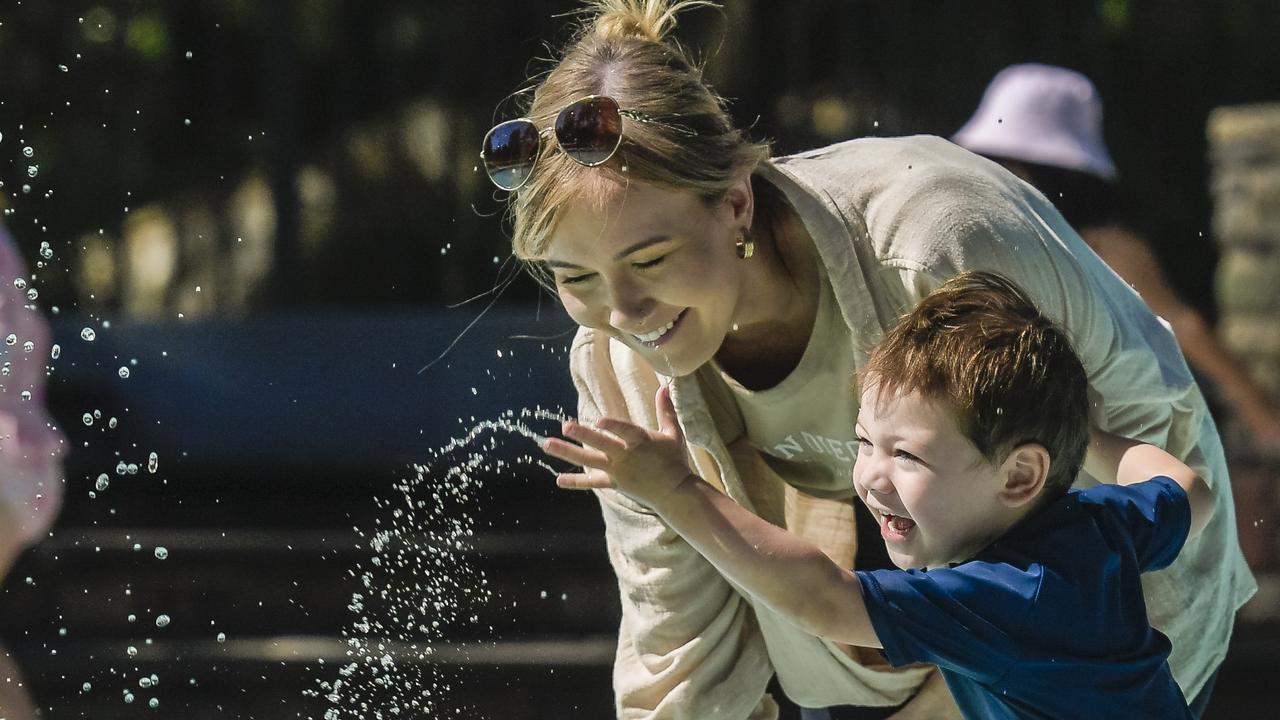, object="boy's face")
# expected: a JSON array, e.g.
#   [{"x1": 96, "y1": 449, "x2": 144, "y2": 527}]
[{"x1": 853, "y1": 385, "x2": 1013, "y2": 569}]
